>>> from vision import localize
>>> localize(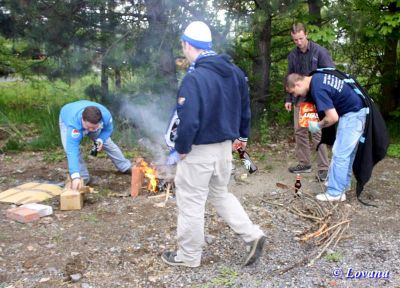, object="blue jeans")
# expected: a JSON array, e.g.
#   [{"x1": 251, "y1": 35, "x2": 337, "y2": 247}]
[
  {"x1": 59, "y1": 120, "x2": 131, "y2": 181},
  {"x1": 327, "y1": 108, "x2": 368, "y2": 197}
]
